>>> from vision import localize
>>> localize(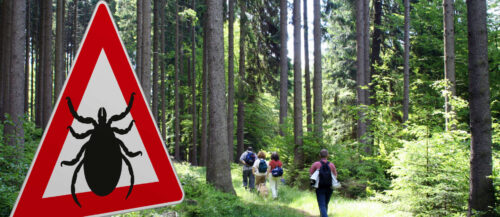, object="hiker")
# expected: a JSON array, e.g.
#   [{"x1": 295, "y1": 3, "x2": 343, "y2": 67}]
[
  {"x1": 309, "y1": 149, "x2": 338, "y2": 217},
  {"x1": 239, "y1": 147, "x2": 256, "y2": 190},
  {"x1": 267, "y1": 152, "x2": 283, "y2": 199},
  {"x1": 252, "y1": 151, "x2": 268, "y2": 190}
]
